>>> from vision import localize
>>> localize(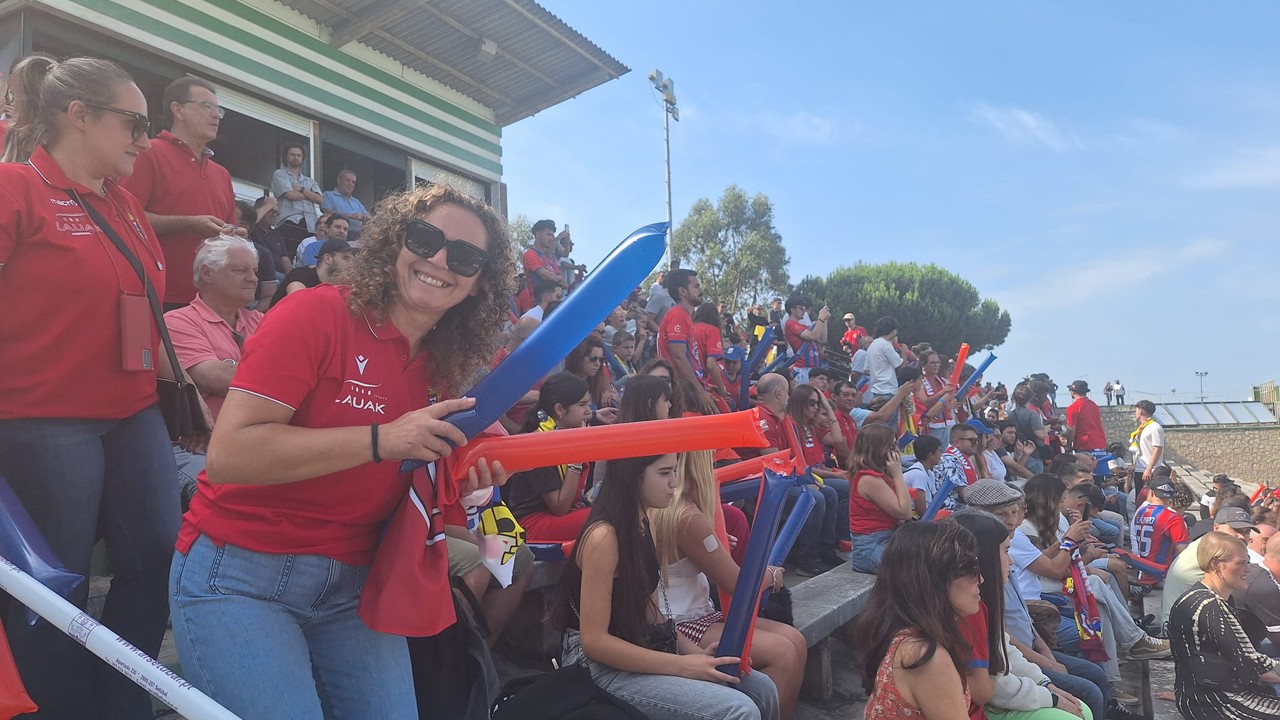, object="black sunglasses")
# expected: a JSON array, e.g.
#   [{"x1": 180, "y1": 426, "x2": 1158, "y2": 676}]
[
  {"x1": 83, "y1": 102, "x2": 150, "y2": 141},
  {"x1": 403, "y1": 219, "x2": 489, "y2": 278}
]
